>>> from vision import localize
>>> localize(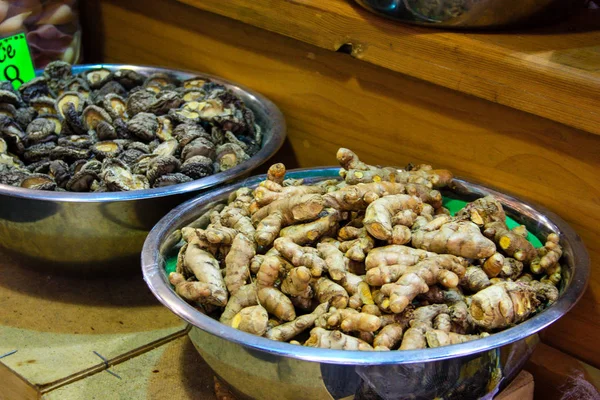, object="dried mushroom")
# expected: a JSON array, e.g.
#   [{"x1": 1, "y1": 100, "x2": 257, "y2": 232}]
[
  {"x1": 153, "y1": 173, "x2": 192, "y2": 187},
  {"x1": 153, "y1": 139, "x2": 179, "y2": 158},
  {"x1": 102, "y1": 94, "x2": 128, "y2": 120},
  {"x1": 91, "y1": 141, "x2": 122, "y2": 159},
  {"x1": 85, "y1": 68, "x2": 113, "y2": 89},
  {"x1": 127, "y1": 112, "x2": 158, "y2": 141},
  {"x1": 56, "y1": 92, "x2": 86, "y2": 118},
  {"x1": 0, "y1": 90, "x2": 20, "y2": 105},
  {"x1": 19, "y1": 78, "x2": 50, "y2": 103},
  {"x1": 0, "y1": 62, "x2": 262, "y2": 191},
  {"x1": 20, "y1": 174, "x2": 57, "y2": 190},
  {"x1": 0, "y1": 104, "x2": 17, "y2": 118},
  {"x1": 126, "y1": 89, "x2": 156, "y2": 116},
  {"x1": 66, "y1": 169, "x2": 98, "y2": 192},
  {"x1": 102, "y1": 158, "x2": 149, "y2": 191},
  {"x1": 180, "y1": 155, "x2": 213, "y2": 179},
  {"x1": 113, "y1": 69, "x2": 145, "y2": 90},
  {"x1": 25, "y1": 118, "x2": 57, "y2": 145},
  {"x1": 146, "y1": 155, "x2": 181, "y2": 183},
  {"x1": 0, "y1": 165, "x2": 30, "y2": 186},
  {"x1": 82, "y1": 105, "x2": 113, "y2": 131},
  {"x1": 30, "y1": 97, "x2": 56, "y2": 114}
]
